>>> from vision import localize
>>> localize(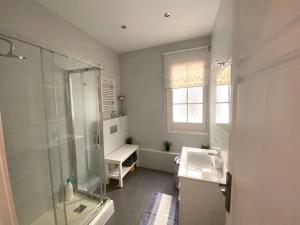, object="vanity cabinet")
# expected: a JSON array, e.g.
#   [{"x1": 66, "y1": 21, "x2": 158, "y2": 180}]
[{"x1": 179, "y1": 177, "x2": 225, "y2": 225}]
